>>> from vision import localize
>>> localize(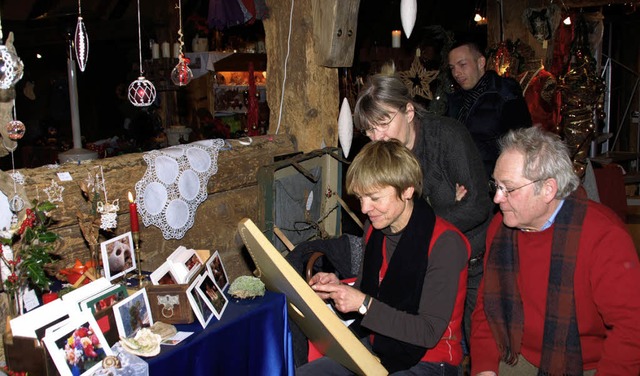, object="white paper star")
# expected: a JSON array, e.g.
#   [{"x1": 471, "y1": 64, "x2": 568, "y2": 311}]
[{"x1": 44, "y1": 179, "x2": 65, "y2": 203}]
